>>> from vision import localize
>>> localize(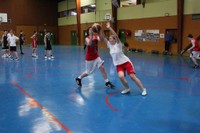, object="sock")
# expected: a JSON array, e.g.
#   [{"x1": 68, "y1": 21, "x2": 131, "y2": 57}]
[{"x1": 105, "y1": 79, "x2": 109, "y2": 82}]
